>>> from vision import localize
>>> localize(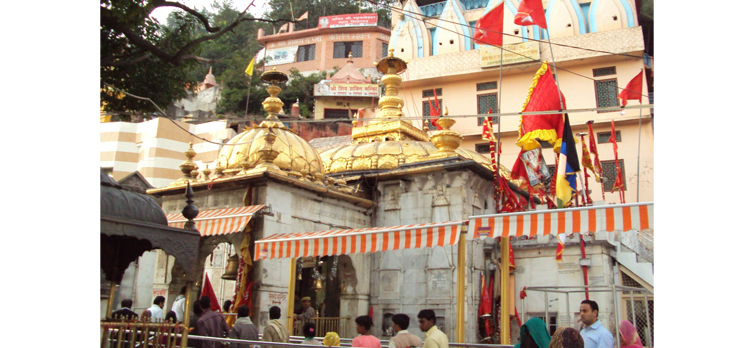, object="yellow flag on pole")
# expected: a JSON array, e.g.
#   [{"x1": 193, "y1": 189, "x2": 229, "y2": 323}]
[{"x1": 244, "y1": 57, "x2": 255, "y2": 76}]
